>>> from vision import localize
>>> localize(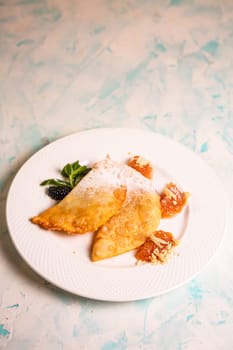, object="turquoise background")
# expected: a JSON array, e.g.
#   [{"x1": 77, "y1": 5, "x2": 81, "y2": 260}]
[{"x1": 0, "y1": 0, "x2": 233, "y2": 349}]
